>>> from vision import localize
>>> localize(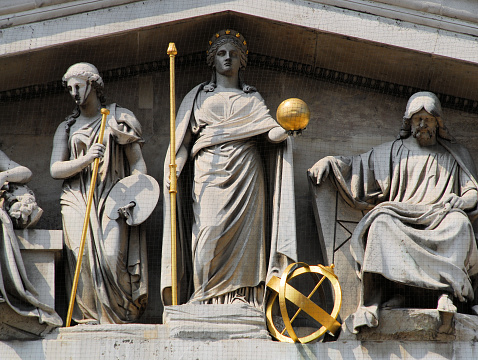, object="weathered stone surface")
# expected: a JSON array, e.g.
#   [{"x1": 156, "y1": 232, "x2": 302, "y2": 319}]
[
  {"x1": 0, "y1": 229, "x2": 62, "y2": 340},
  {"x1": 0, "y1": 303, "x2": 57, "y2": 341},
  {"x1": 54, "y1": 323, "x2": 170, "y2": 341},
  {"x1": 340, "y1": 309, "x2": 478, "y2": 342},
  {"x1": 15, "y1": 229, "x2": 62, "y2": 309},
  {"x1": 163, "y1": 304, "x2": 271, "y2": 340},
  {"x1": 0, "y1": 323, "x2": 477, "y2": 359}
]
